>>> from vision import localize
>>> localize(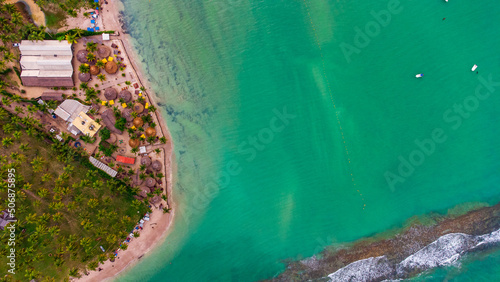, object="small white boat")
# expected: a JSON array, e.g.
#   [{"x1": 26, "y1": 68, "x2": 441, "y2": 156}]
[
  {"x1": 416, "y1": 73, "x2": 424, "y2": 78},
  {"x1": 471, "y1": 64, "x2": 478, "y2": 71}
]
